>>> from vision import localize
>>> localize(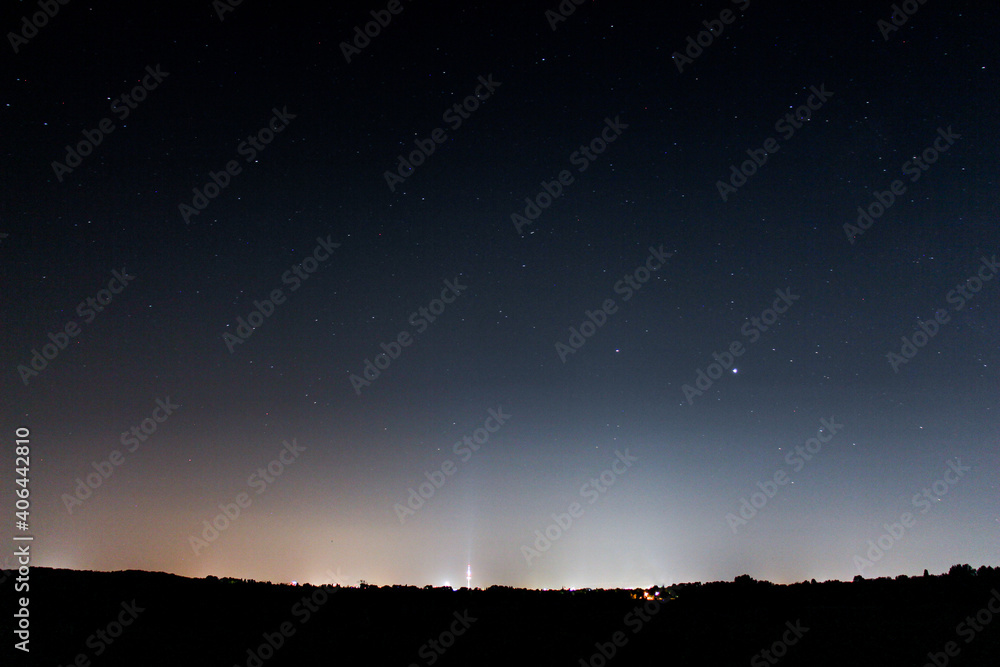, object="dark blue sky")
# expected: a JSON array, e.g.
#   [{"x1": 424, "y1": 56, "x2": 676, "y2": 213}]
[{"x1": 2, "y1": 0, "x2": 998, "y2": 588}]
